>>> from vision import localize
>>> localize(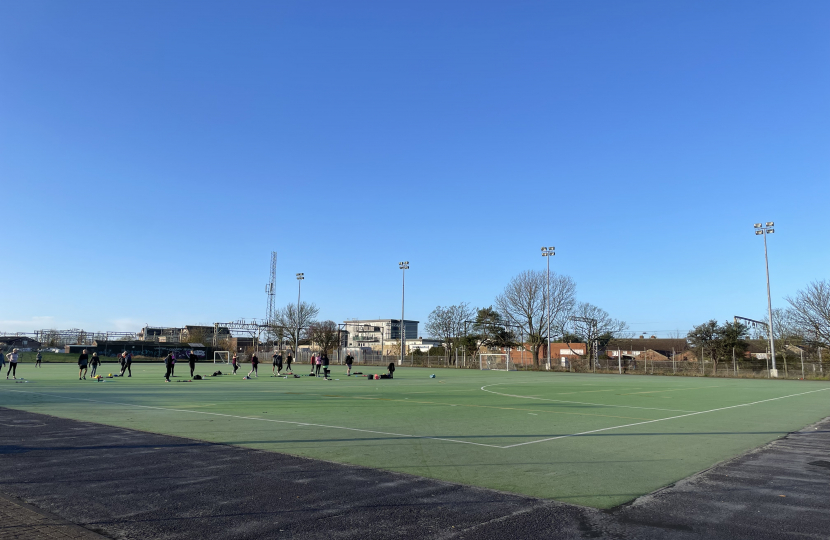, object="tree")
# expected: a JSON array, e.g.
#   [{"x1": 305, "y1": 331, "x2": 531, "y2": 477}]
[
  {"x1": 688, "y1": 320, "x2": 749, "y2": 375},
  {"x1": 495, "y1": 270, "x2": 576, "y2": 367},
  {"x1": 424, "y1": 303, "x2": 475, "y2": 358},
  {"x1": 786, "y1": 280, "x2": 830, "y2": 347},
  {"x1": 308, "y1": 320, "x2": 341, "y2": 356},
  {"x1": 473, "y1": 306, "x2": 516, "y2": 350},
  {"x1": 566, "y1": 303, "x2": 628, "y2": 363},
  {"x1": 756, "y1": 308, "x2": 802, "y2": 377},
  {"x1": 274, "y1": 301, "x2": 320, "y2": 355}
]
